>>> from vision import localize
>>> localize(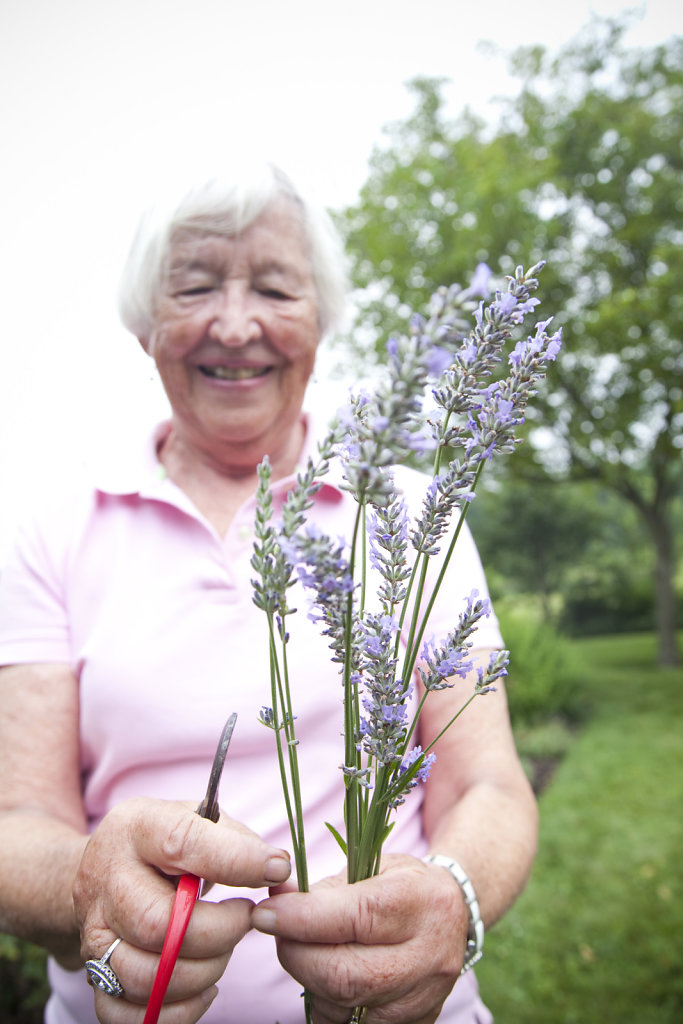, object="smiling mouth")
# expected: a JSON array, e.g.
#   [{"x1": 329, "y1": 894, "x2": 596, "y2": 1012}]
[{"x1": 198, "y1": 365, "x2": 271, "y2": 381}]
